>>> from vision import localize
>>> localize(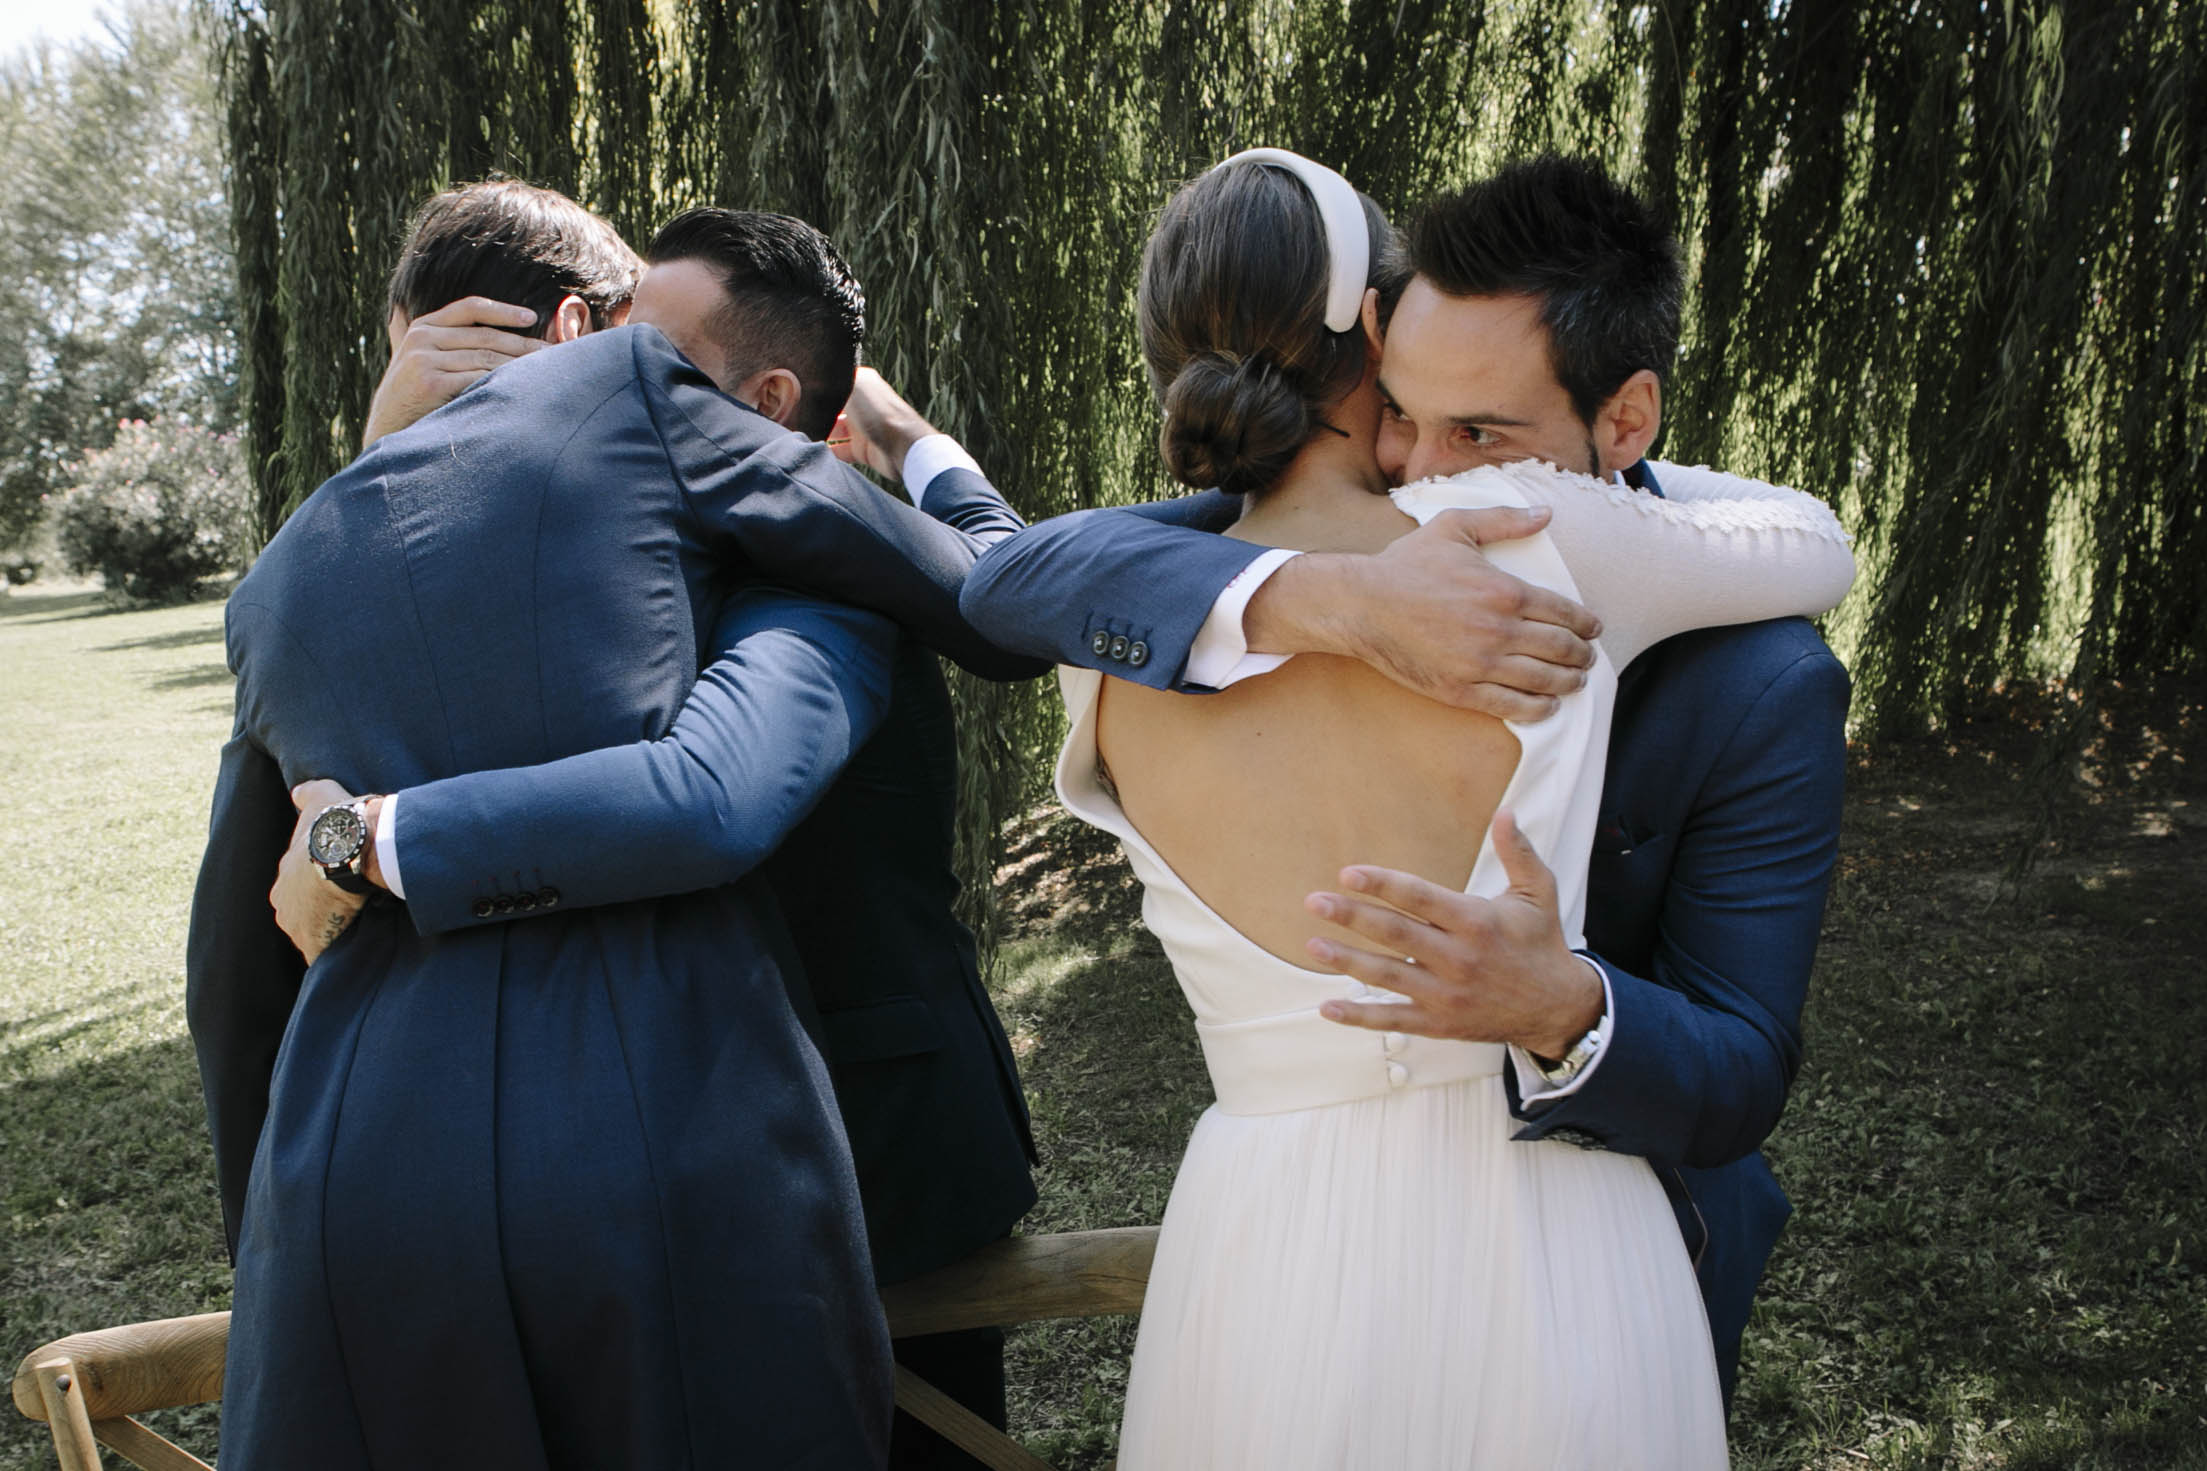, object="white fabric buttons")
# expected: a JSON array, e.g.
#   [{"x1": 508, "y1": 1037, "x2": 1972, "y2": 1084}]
[{"x1": 1387, "y1": 1062, "x2": 1409, "y2": 1088}]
